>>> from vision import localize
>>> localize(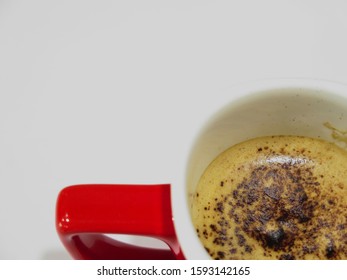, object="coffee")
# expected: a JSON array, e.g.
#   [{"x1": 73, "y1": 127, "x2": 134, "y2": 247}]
[{"x1": 191, "y1": 135, "x2": 347, "y2": 259}]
